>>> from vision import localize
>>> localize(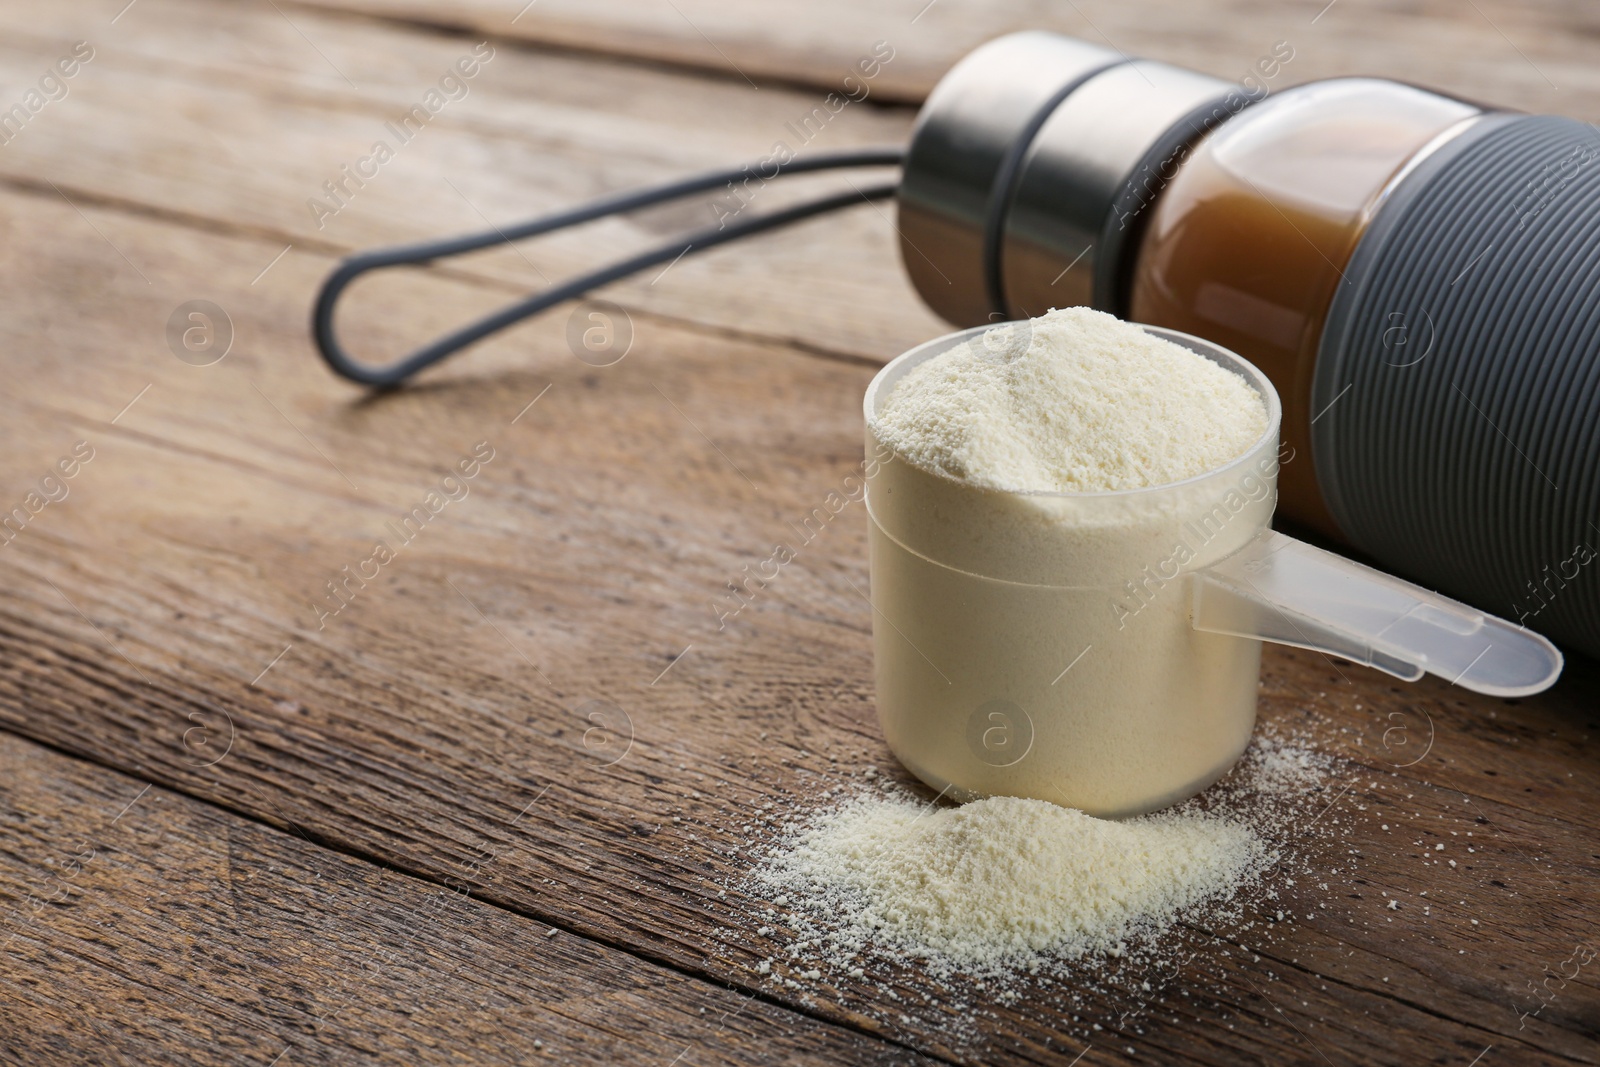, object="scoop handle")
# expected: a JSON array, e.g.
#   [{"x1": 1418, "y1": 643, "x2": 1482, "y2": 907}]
[{"x1": 1191, "y1": 530, "x2": 1563, "y2": 697}]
